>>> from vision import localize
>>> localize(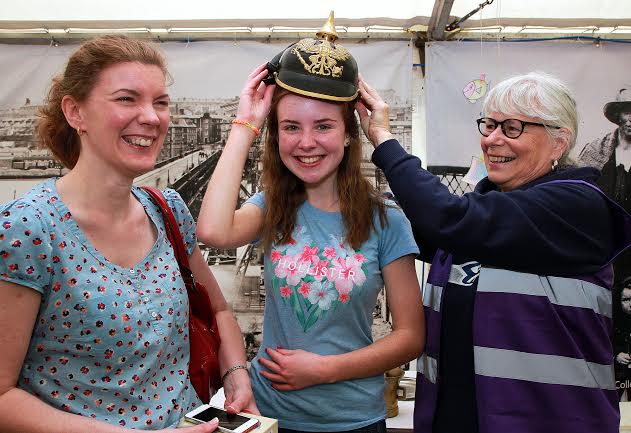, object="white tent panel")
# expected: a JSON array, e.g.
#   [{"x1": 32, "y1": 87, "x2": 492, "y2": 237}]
[
  {"x1": 3, "y1": 0, "x2": 631, "y2": 27},
  {"x1": 452, "y1": 0, "x2": 631, "y2": 28},
  {"x1": 1, "y1": 0, "x2": 433, "y2": 26},
  {"x1": 3, "y1": 0, "x2": 631, "y2": 35},
  {"x1": 453, "y1": 0, "x2": 631, "y2": 20}
]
